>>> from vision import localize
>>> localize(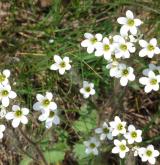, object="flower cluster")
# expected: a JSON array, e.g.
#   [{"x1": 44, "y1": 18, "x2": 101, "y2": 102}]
[
  {"x1": 33, "y1": 92, "x2": 60, "y2": 128},
  {"x1": 81, "y1": 10, "x2": 160, "y2": 92},
  {"x1": 84, "y1": 116, "x2": 159, "y2": 164}
]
